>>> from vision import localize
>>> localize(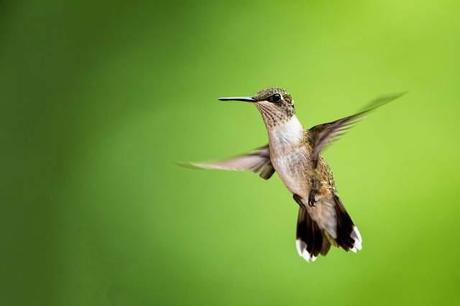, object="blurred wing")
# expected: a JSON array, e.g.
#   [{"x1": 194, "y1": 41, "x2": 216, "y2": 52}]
[
  {"x1": 308, "y1": 92, "x2": 406, "y2": 167},
  {"x1": 182, "y1": 145, "x2": 275, "y2": 180}
]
